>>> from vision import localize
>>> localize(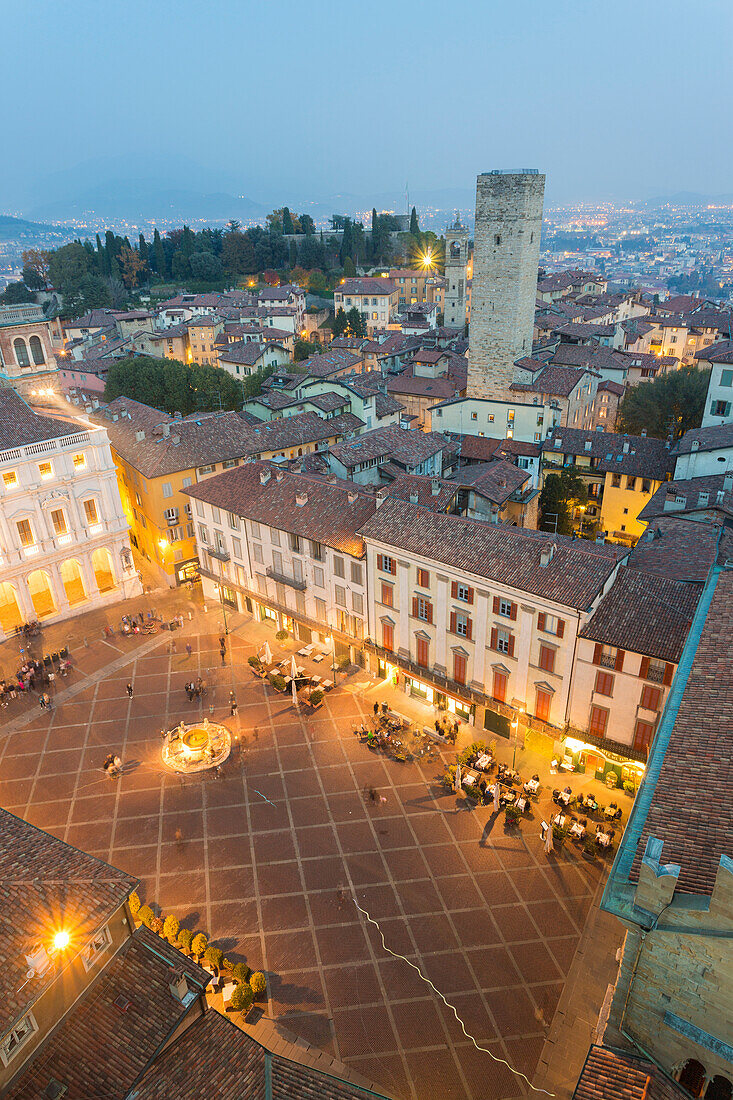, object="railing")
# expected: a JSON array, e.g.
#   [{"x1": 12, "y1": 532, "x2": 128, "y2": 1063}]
[
  {"x1": 266, "y1": 566, "x2": 306, "y2": 591},
  {"x1": 599, "y1": 654, "x2": 617, "y2": 669},
  {"x1": 0, "y1": 432, "x2": 93, "y2": 467},
  {"x1": 646, "y1": 665, "x2": 665, "y2": 684}
]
